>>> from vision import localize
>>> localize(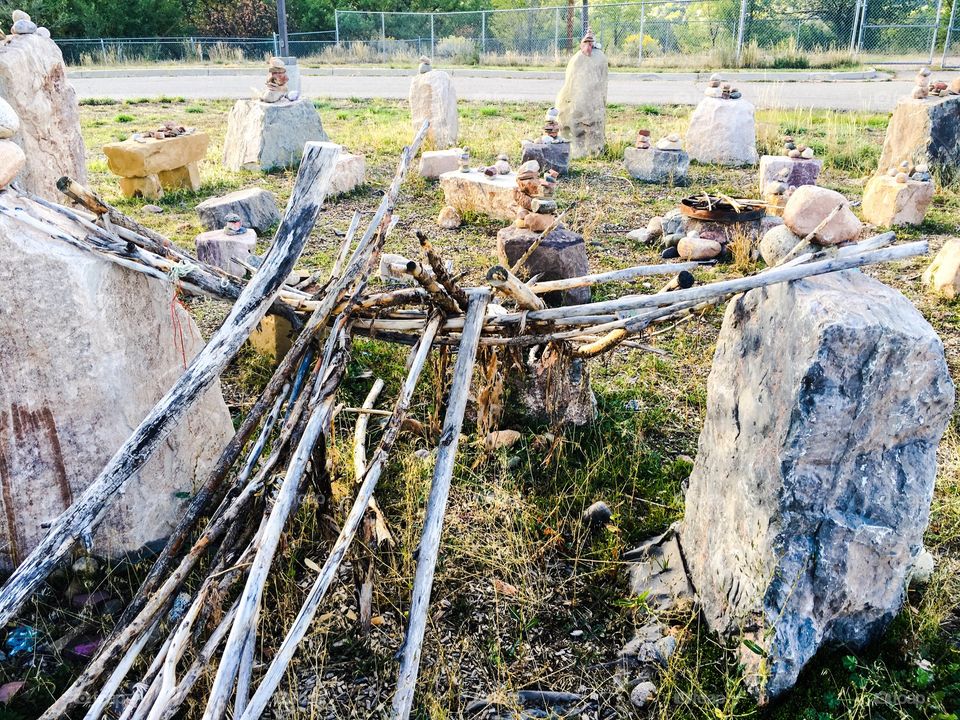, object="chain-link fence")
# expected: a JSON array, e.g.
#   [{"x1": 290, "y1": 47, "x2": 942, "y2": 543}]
[
  {"x1": 333, "y1": 0, "x2": 952, "y2": 67},
  {"x1": 54, "y1": 0, "x2": 956, "y2": 68},
  {"x1": 58, "y1": 32, "x2": 335, "y2": 66}
]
